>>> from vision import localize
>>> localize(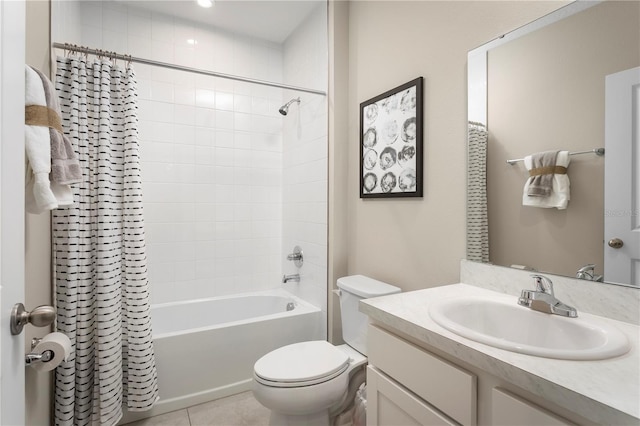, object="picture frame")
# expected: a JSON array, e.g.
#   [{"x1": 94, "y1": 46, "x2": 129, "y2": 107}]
[{"x1": 360, "y1": 77, "x2": 423, "y2": 198}]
